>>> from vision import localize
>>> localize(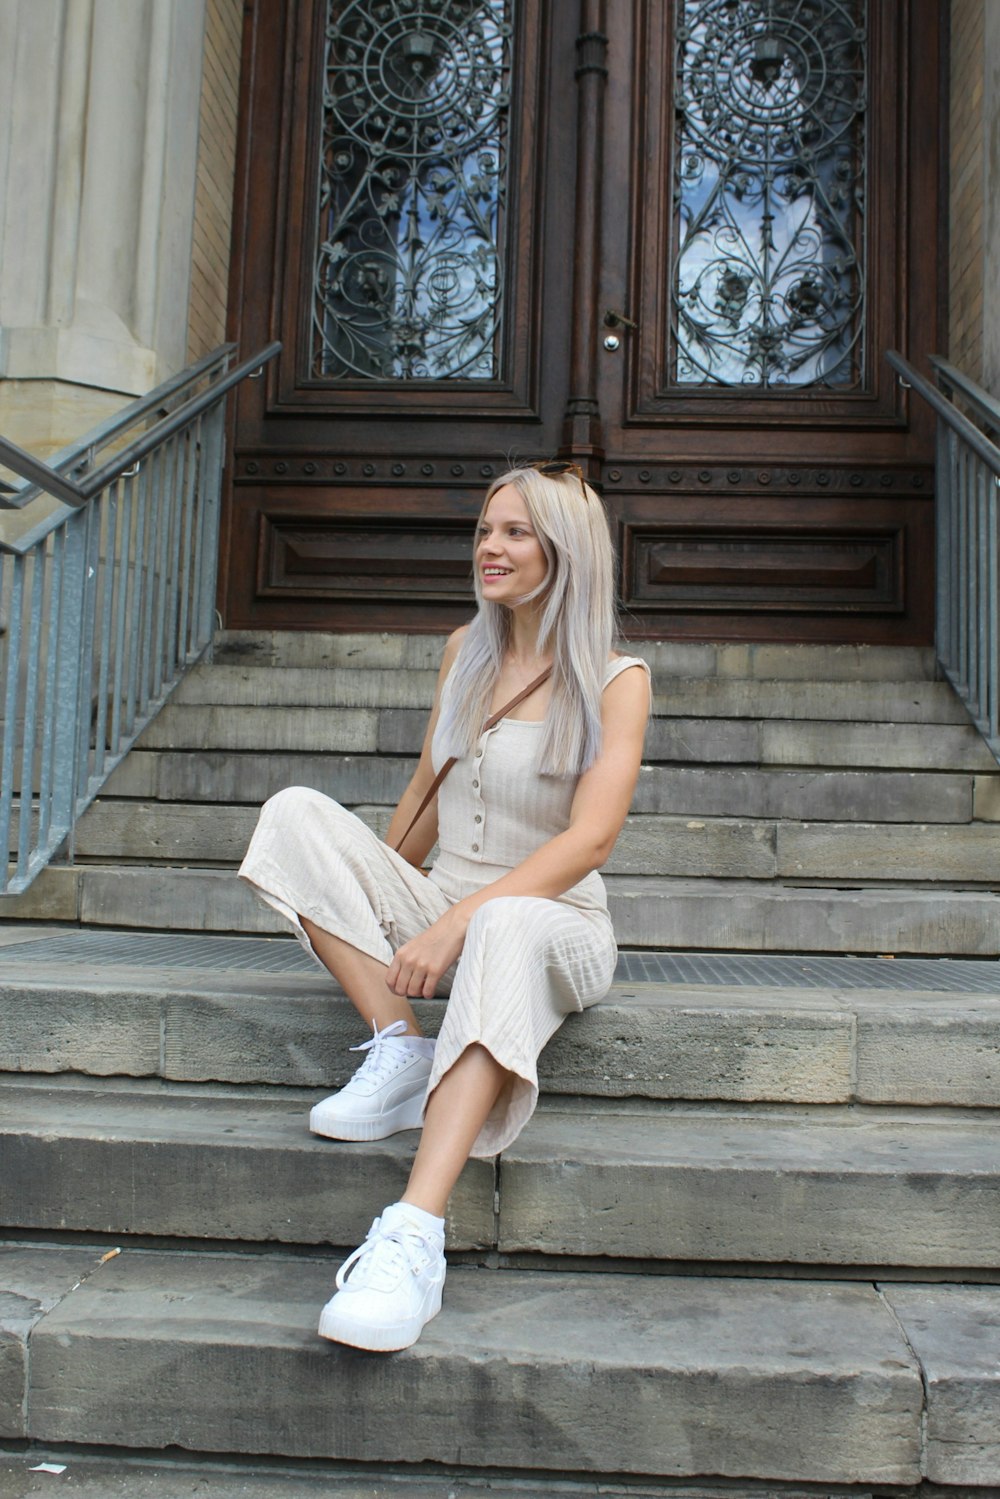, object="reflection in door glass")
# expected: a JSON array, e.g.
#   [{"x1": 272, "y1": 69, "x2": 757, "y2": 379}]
[
  {"x1": 313, "y1": 0, "x2": 513, "y2": 382},
  {"x1": 671, "y1": 0, "x2": 867, "y2": 389}
]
